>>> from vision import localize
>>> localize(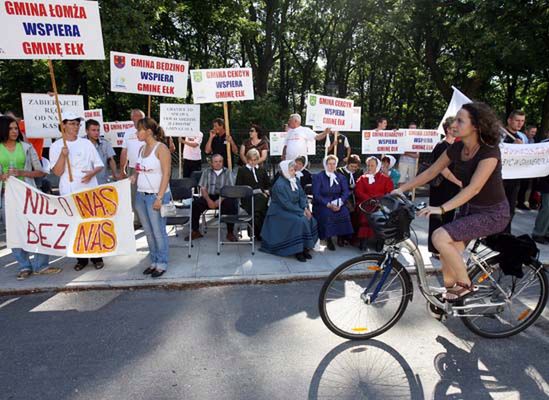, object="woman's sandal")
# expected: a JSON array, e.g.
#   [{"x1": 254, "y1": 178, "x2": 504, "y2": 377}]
[{"x1": 443, "y1": 282, "x2": 477, "y2": 303}]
